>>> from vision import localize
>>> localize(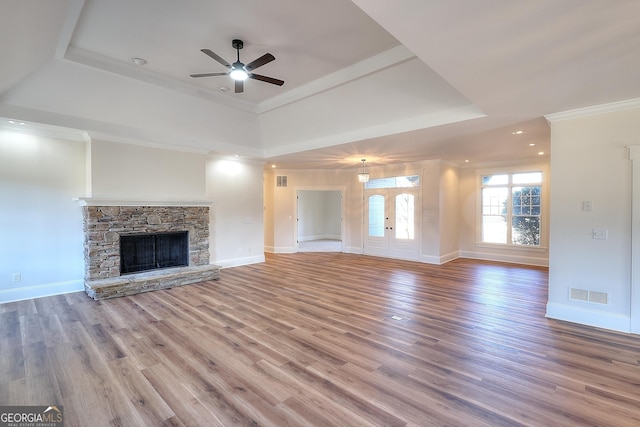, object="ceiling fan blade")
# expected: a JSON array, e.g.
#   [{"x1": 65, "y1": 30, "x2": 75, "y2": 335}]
[
  {"x1": 249, "y1": 73, "x2": 284, "y2": 86},
  {"x1": 235, "y1": 79, "x2": 244, "y2": 93},
  {"x1": 189, "y1": 72, "x2": 229, "y2": 78},
  {"x1": 200, "y1": 49, "x2": 231, "y2": 68},
  {"x1": 245, "y1": 53, "x2": 275, "y2": 71}
]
